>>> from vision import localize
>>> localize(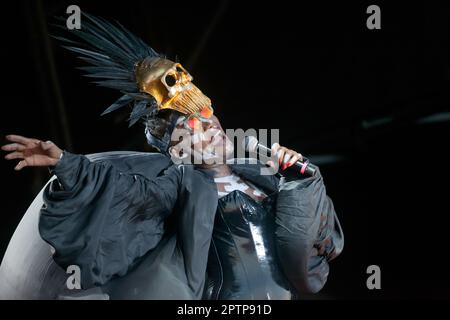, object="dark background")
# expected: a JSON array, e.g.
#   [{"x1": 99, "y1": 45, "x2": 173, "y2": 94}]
[{"x1": 1, "y1": 0, "x2": 449, "y2": 299}]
